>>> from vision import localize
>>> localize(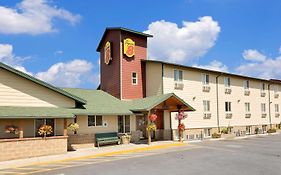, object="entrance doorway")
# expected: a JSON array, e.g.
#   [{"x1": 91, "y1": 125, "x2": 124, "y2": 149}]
[{"x1": 155, "y1": 110, "x2": 164, "y2": 130}]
